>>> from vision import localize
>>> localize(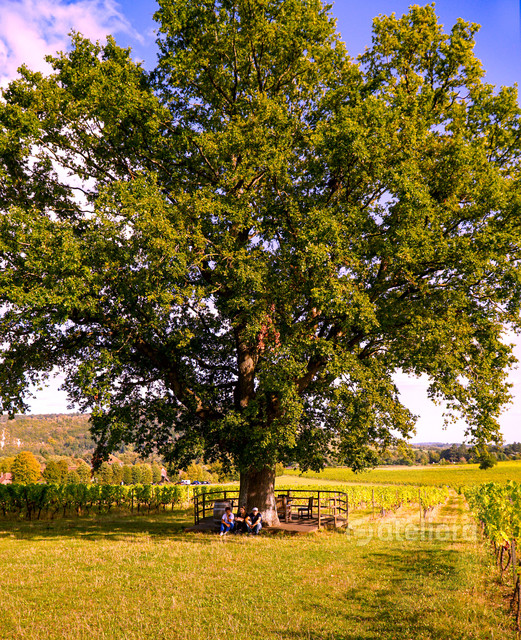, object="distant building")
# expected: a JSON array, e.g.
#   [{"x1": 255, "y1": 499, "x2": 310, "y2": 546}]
[{"x1": 0, "y1": 472, "x2": 12, "y2": 485}]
